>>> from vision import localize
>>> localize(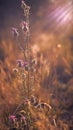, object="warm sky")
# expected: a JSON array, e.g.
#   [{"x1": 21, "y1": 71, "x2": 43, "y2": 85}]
[{"x1": 0, "y1": 0, "x2": 73, "y2": 39}]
